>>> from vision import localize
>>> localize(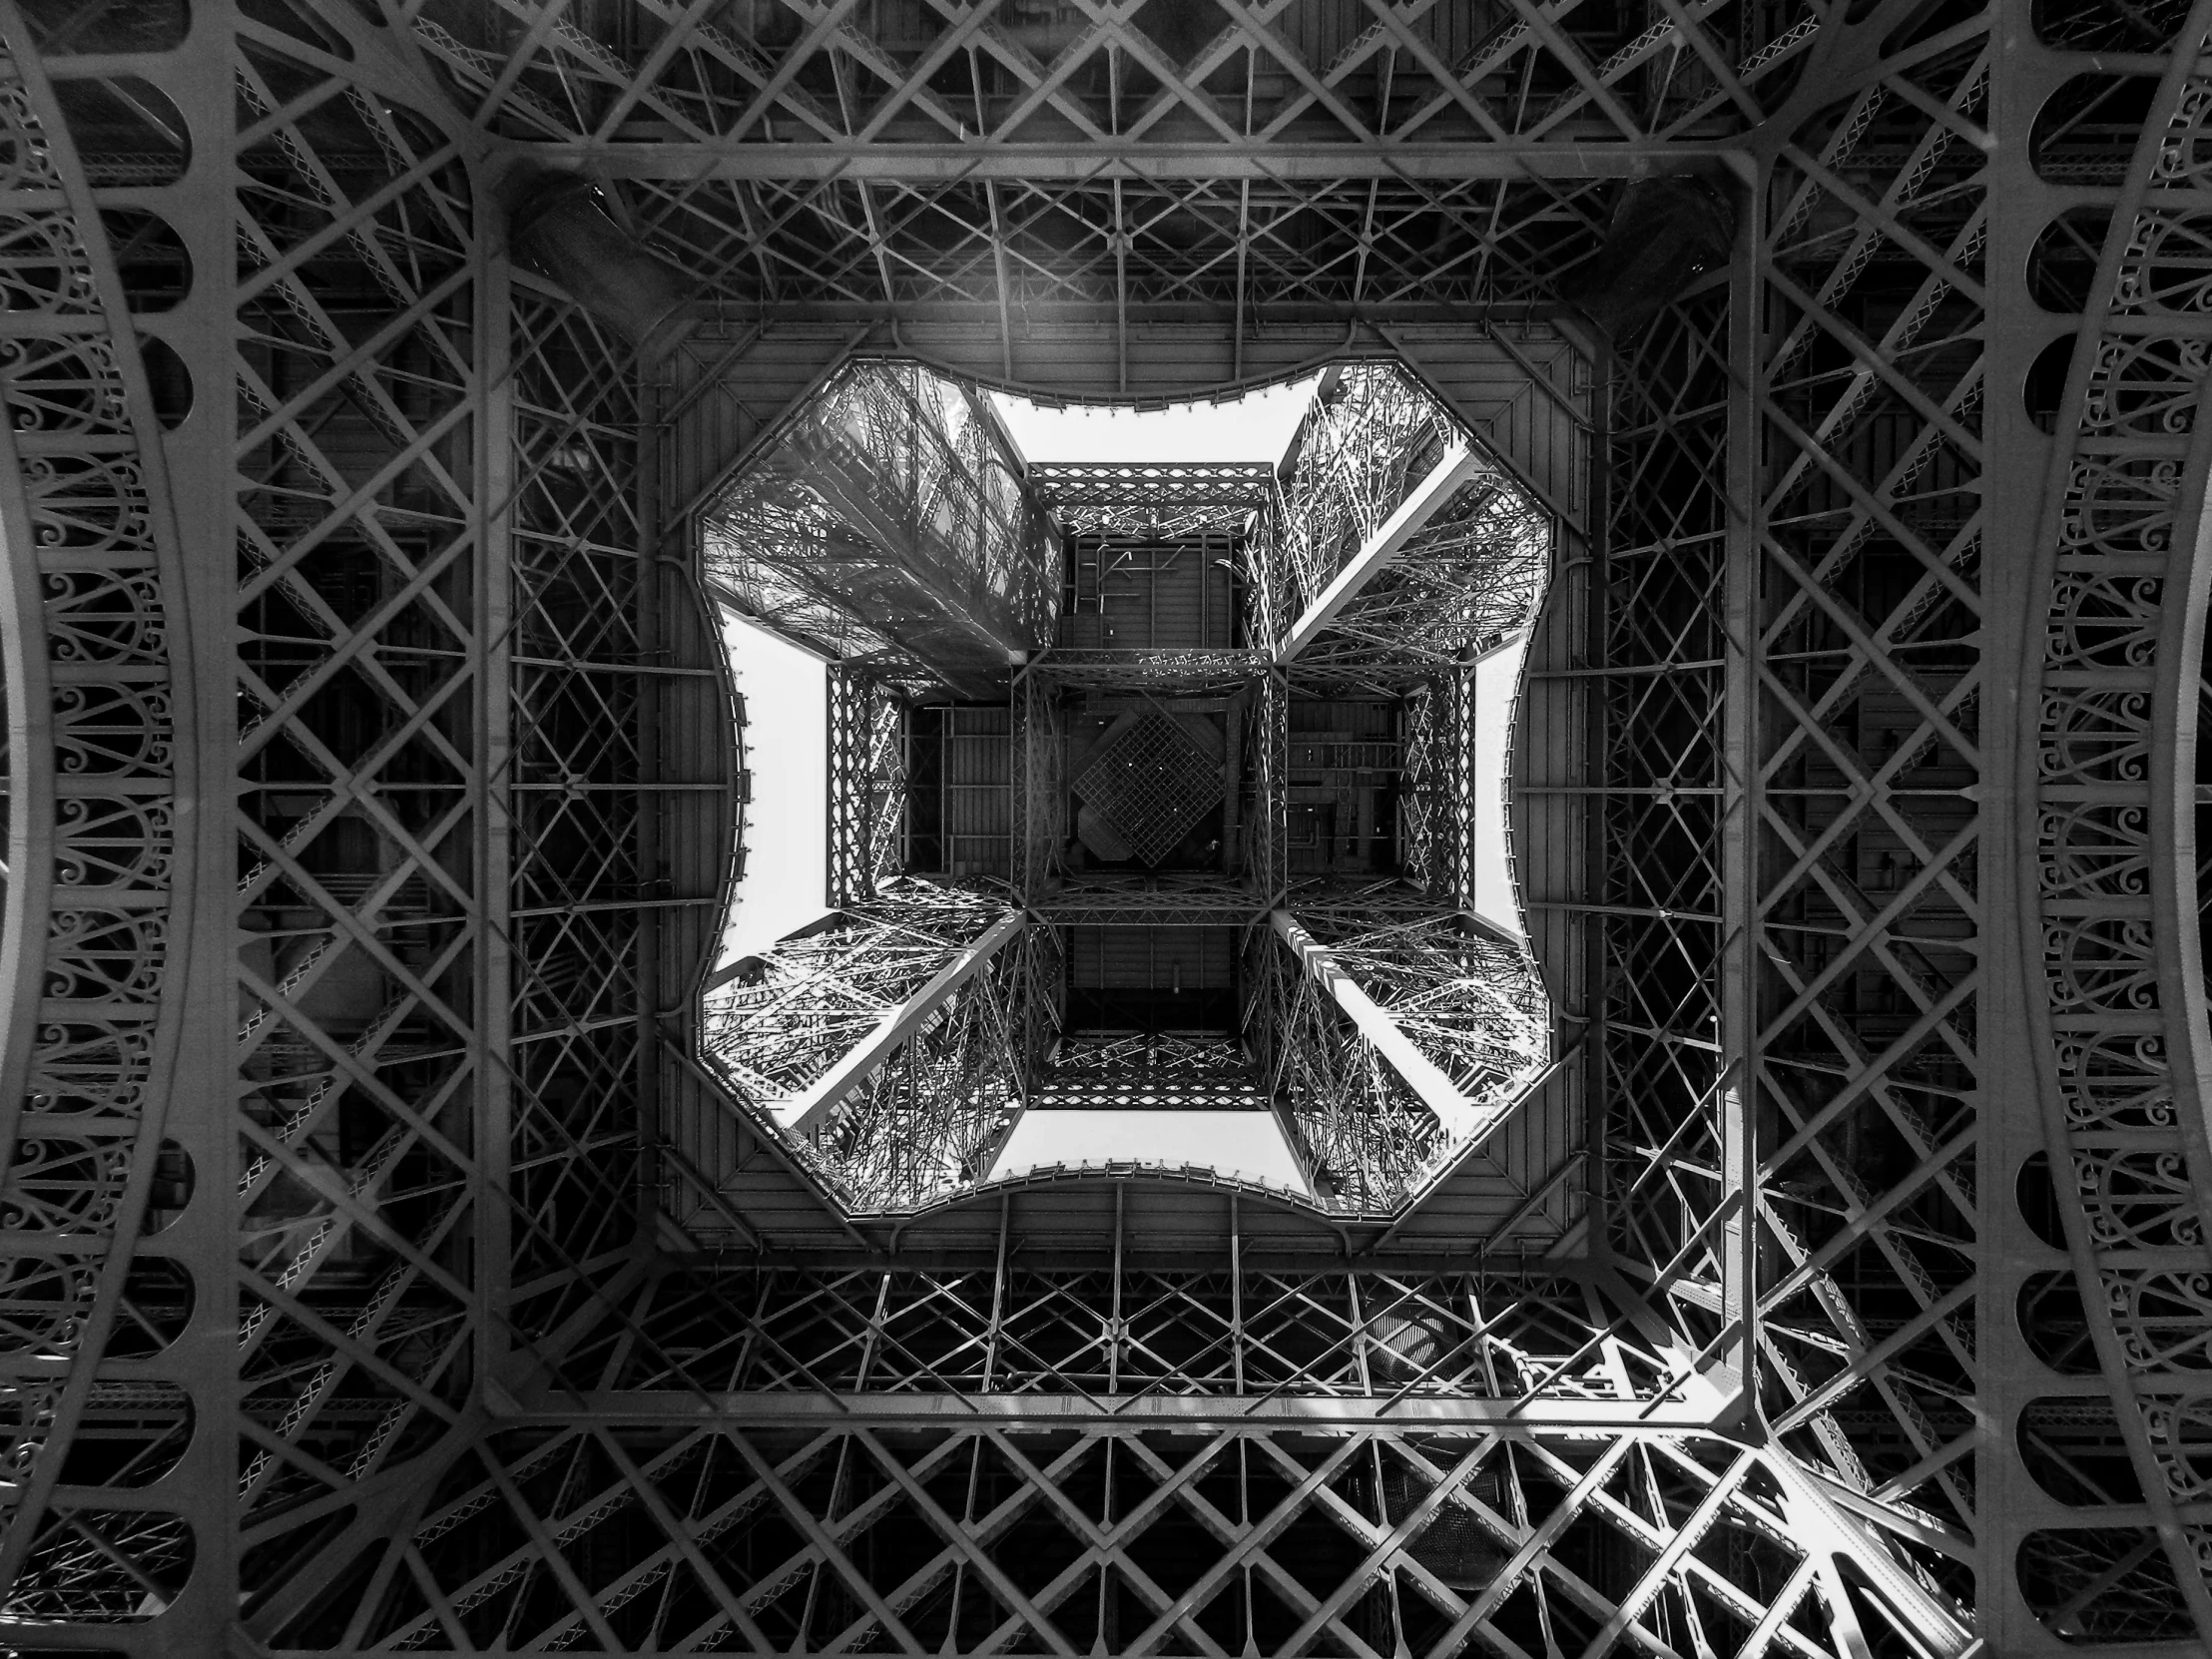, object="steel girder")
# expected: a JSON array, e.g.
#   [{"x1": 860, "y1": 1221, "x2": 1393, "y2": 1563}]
[
  {"x1": 827, "y1": 665, "x2": 907, "y2": 909},
  {"x1": 697, "y1": 884, "x2": 1057, "y2": 1211},
  {"x1": 0, "y1": 0, "x2": 2207, "y2": 1653},
  {"x1": 1252, "y1": 899, "x2": 1552, "y2": 1211},
  {"x1": 1030, "y1": 462, "x2": 1276, "y2": 541},
  {"x1": 709, "y1": 359, "x2": 1056, "y2": 698}
]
